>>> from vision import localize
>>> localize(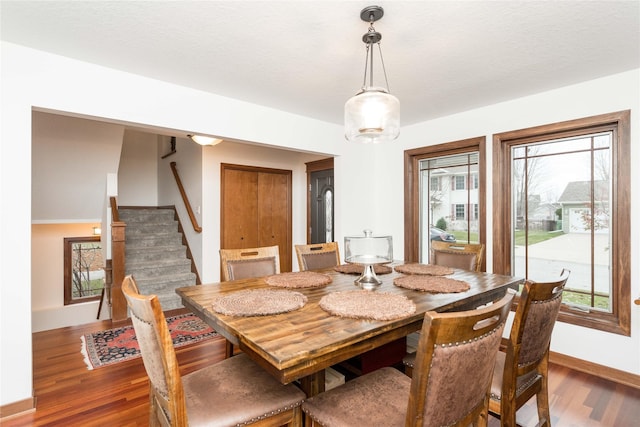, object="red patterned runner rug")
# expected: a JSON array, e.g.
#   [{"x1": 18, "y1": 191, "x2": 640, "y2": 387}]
[{"x1": 80, "y1": 313, "x2": 218, "y2": 370}]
